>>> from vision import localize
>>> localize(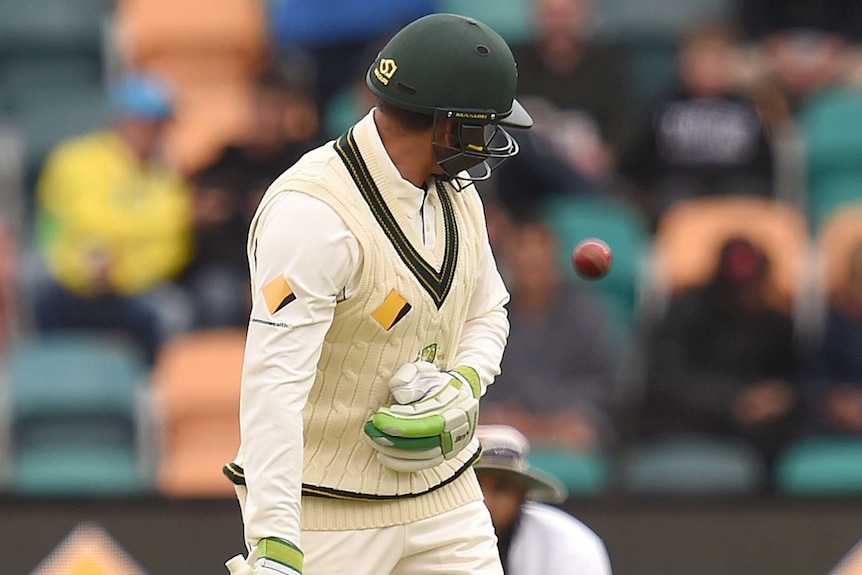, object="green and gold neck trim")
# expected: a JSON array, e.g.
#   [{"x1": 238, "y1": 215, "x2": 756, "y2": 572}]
[{"x1": 335, "y1": 127, "x2": 458, "y2": 309}]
